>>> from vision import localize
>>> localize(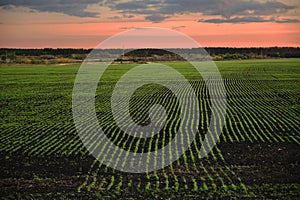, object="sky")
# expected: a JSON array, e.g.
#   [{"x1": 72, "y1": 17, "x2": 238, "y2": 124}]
[{"x1": 0, "y1": 0, "x2": 300, "y2": 48}]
